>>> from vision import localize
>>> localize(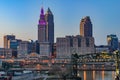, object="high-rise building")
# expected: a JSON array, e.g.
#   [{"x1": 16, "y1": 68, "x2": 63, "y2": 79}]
[
  {"x1": 38, "y1": 7, "x2": 54, "y2": 57},
  {"x1": 45, "y1": 8, "x2": 54, "y2": 44},
  {"x1": 8, "y1": 39, "x2": 22, "y2": 57},
  {"x1": 38, "y1": 7, "x2": 46, "y2": 42},
  {"x1": 107, "y1": 34, "x2": 119, "y2": 52},
  {"x1": 80, "y1": 16, "x2": 92, "y2": 37},
  {"x1": 4, "y1": 35, "x2": 15, "y2": 48}
]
